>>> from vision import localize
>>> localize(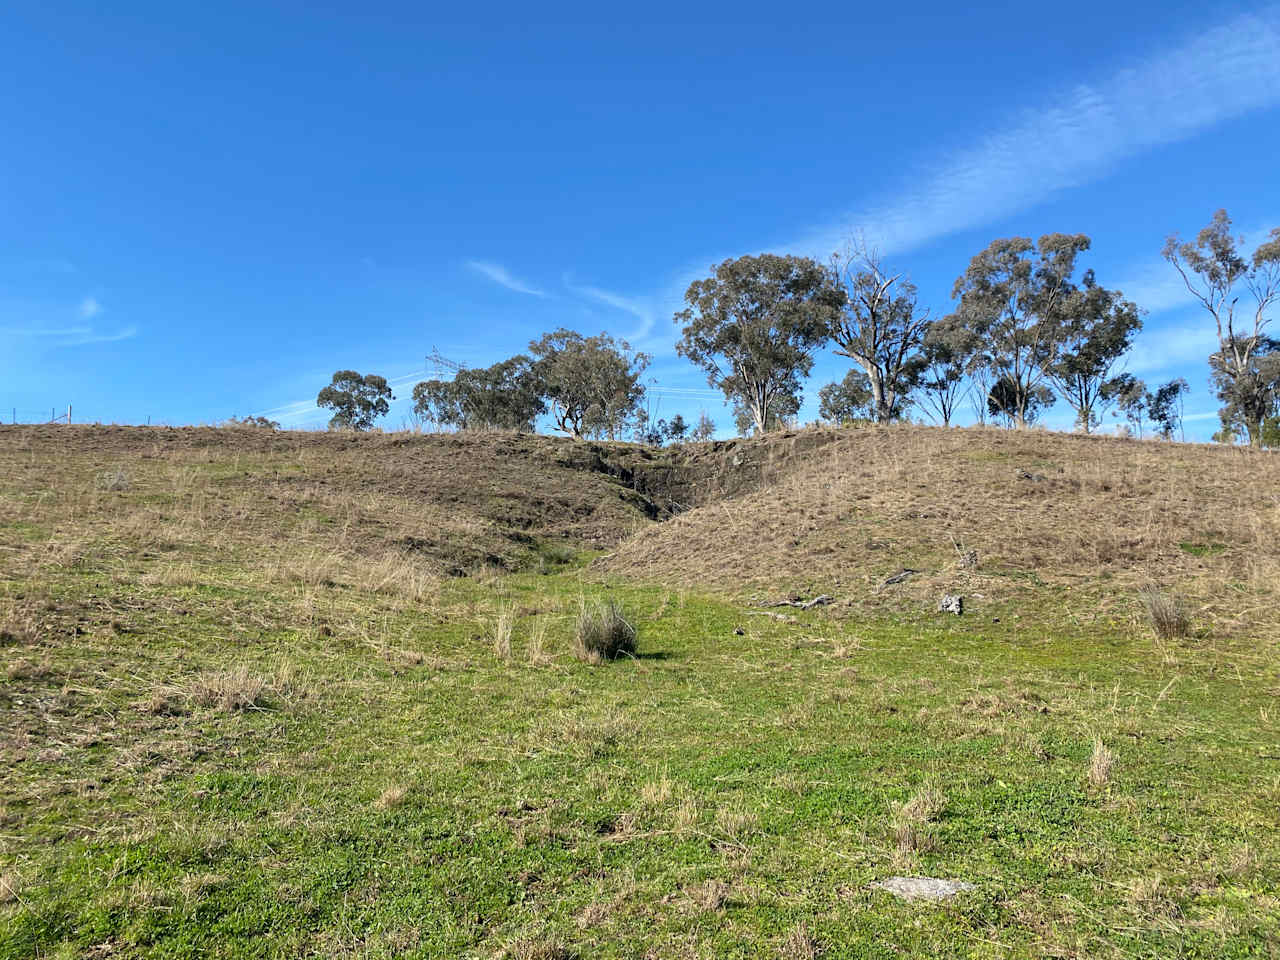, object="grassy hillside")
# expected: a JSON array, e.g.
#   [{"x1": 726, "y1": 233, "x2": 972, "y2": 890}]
[
  {"x1": 1, "y1": 425, "x2": 1277, "y2": 959},
  {"x1": 604, "y1": 425, "x2": 1280, "y2": 638}
]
